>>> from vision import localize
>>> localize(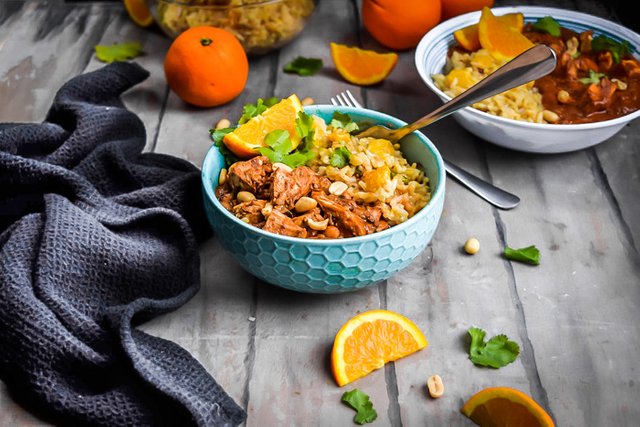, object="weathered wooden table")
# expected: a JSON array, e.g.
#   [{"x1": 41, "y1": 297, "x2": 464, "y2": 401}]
[{"x1": 1, "y1": 1, "x2": 639, "y2": 426}]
